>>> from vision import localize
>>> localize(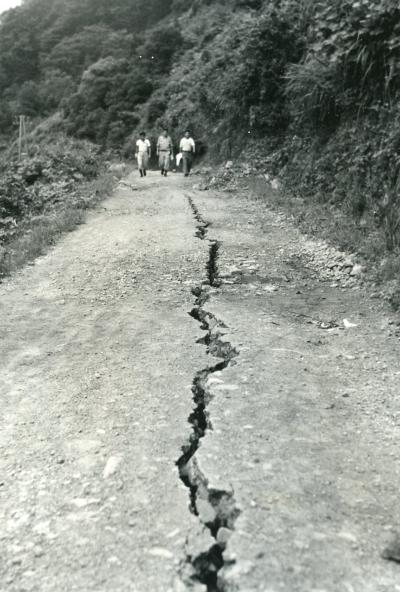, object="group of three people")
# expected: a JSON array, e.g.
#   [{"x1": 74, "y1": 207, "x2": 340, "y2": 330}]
[{"x1": 135, "y1": 129, "x2": 195, "y2": 178}]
